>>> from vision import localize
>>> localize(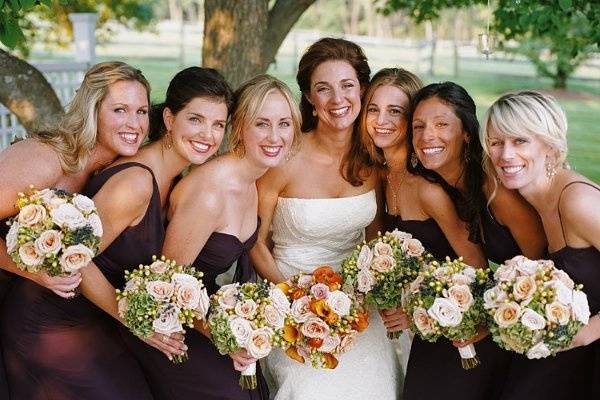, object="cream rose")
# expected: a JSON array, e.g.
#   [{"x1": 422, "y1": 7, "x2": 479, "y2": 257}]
[
  {"x1": 291, "y1": 296, "x2": 313, "y2": 323},
  {"x1": 194, "y1": 287, "x2": 210, "y2": 319},
  {"x1": 357, "y1": 245, "x2": 374, "y2": 270},
  {"x1": 175, "y1": 281, "x2": 202, "y2": 310},
  {"x1": 428, "y1": 298, "x2": 462, "y2": 327},
  {"x1": 218, "y1": 284, "x2": 239, "y2": 310},
  {"x1": 153, "y1": 304, "x2": 183, "y2": 335},
  {"x1": 52, "y1": 203, "x2": 86, "y2": 230},
  {"x1": 451, "y1": 273, "x2": 474, "y2": 286},
  {"x1": 301, "y1": 317, "x2": 330, "y2": 339},
  {"x1": 171, "y1": 273, "x2": 199, "y2": 287},
  {"x1": 310, "y1": 283, "x2": 330, "y2": 300},
  {"x1": 229, "y1": 316, "x2": 253, "y2": 346},
  {"x1": 432, "y1": 266, "x2": 453, "y2": 281},
  {"x1": 388, "y1": 229, "x2": 412, "y2": 243},
  {"x1": 18, "y1": 204, "x2": 47, "y2": 227},
  {"x1": 297, "y1": 274, "x2": 314, "y2": 288},
  {"x1": 494, "y1": 263, "x2": 517, "y2": 282},
  {"x1": 483, "y1": 286, "x2": 507, "y2": 309},
  {"x1": 34, "y1": 230, "x2": 62, "y2": 255},
  {"x1": 371, "y1": 255, "x2": 395, "y2": 273},
  {"x1": 338, "y1": 332, "x2": 356, "y2": 353},
  {"x1": 357, "y1": 268, "x2": 375, "y2": 293},
  {"x1": 571, "y1": 290, "x2": 590, "y2": 324},
  {"x1": 513, "y1": 275, "x2": 537, "y2": 301},
  {"x1": 146, "y1": 280, "x2": 175, "y2": 302},
  {"x1": 125, "y1": 276, "x2": 144, "y2": 291},
  {"x1": 72, "y1": 194, "x2": 96, "y2": 214},
  {"x1": 551, "y1": 270, "x2": 575, "y2": 290},
  {"x1": 402, "y1": 238, "x2": 425, "y2": 257},
  {"x1": 235, "y1": 299, "x2": 258, "y2": 319},
  {"x1": 545, "y1": 280, "x2": 572, "y2": 305},
  {"x1": 514, "y1": 256, "x2": 539, "y2": 276},
  {"x1": 445, "y1": 285, "x2": 474, "y2": 312},
  {"x1": 247, "y1": 327, "x2": 274, "y2": 359},
  {"x1": 270, "y1": 287, "x2": 291, "y2": 314},
  {"x1": 520, "y1": 309, "x2": 546, "y2": 330},
  {"x1": 117, "y1": 297, "x2": 128, "y2": 318},
  {"x1": 545, "y1": 302, "x2": 570, "y2": 325},
  {"x1": 59, "y1": 244, "x2": 93, "y2": 272},
  {"x1": 413, "y1": 306, "x2": 436, "y2": 335},
  {"x1": 87, "y1": 213, "x2": 103, "y2": 237},
  {"x1": 6, "y1": 222, "x2": 19, "y2": 253},
  {"x1": 264, "y1": 304, "x2": 285, "y2": 329},
  {"x1": 326, "y1": 290, "x2": 352, "y2": 316},
  {"x1": 526, "y1": 341, "x2": 551, "y2": 359},
  {"x1": 149, "y1": 260, "x2": 169, "y2": 274},
  {"x1": 373, "y1": 242, "x2": 393, "y2": 257},
  {"x1": 319, "y1": 334, "x2": 342, "y2": 353},
  {"x1": 18, "y1": 241, "x2": 44, "y2": 267},
  {"x1": 494, "y1": 302, "x2": 521, "y2": 328}
]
